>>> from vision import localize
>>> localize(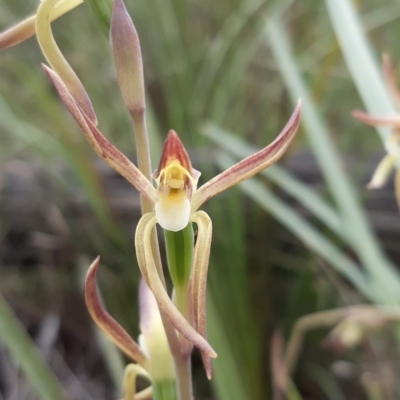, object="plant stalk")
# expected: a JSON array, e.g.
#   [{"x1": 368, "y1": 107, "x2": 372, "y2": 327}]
[
  {"x1": 131, "y1": 108, "x2": 193, "y2": 400},
  {"x1": 174, "y1": 354, "x2": 193, "y2": 400}
]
